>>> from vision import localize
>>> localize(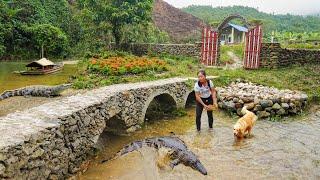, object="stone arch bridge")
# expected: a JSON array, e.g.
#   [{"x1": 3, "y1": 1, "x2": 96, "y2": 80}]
[{"x1": 0, "y1": 78, "x2": 196, "y2": 179}]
